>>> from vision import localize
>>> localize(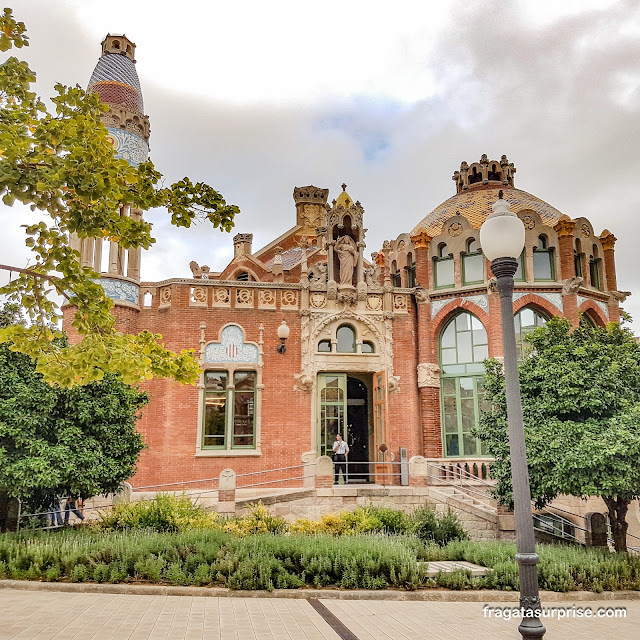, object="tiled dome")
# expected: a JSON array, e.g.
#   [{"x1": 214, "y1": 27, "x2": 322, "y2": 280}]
[
  {"x1": 88, "y1": 52, "x2": 144, "y2": 112},
  {"x1": 412, "y1": 157, "x2": 570, "y2": 237}
]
